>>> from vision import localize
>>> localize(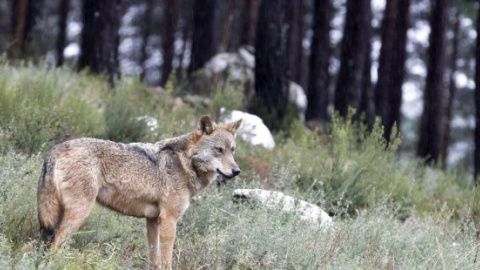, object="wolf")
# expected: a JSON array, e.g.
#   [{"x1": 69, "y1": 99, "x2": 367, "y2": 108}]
[{"x1": 37, "y1": 115, "x2": 242, "y2": 268}]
